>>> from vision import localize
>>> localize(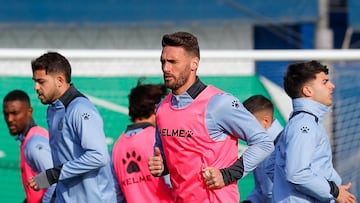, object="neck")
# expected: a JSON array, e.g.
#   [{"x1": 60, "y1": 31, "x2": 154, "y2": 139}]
[
  {"x1": 133, "y1": 114, "x2": 155, "y2": 125},
  {"x1": 60, "y1": 83, "x2": 71, "y2": 95},
  {"x1": 172, "y1": 76, "x2": 196, "y2": 95}
]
